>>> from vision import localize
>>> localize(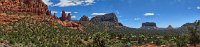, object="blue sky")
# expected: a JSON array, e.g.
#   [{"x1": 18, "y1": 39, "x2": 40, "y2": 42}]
[{"x1": 42, "y1": 0, "x2": 200, "y2": 28}]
